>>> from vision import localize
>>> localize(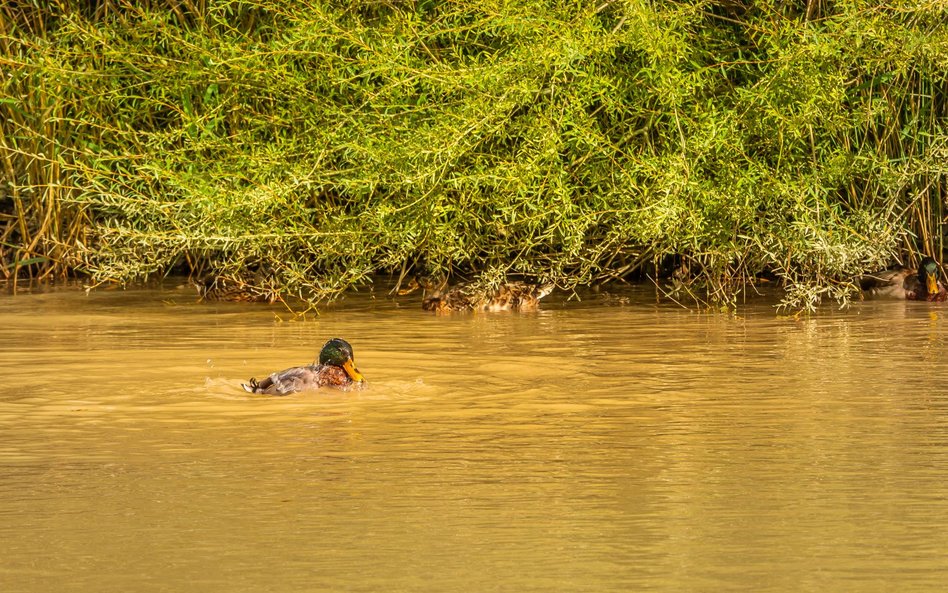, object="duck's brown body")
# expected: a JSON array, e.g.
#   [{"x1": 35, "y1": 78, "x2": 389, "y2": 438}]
[
  {"x1": 421, "y1": 281, "x2": 553, "y2": 313},
  {"x1": 197, "y1": 278, "x2": 280, "y2": 303},
  {"x1": 243, "y1": 364, "x2": 361, "y2": 395}
]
